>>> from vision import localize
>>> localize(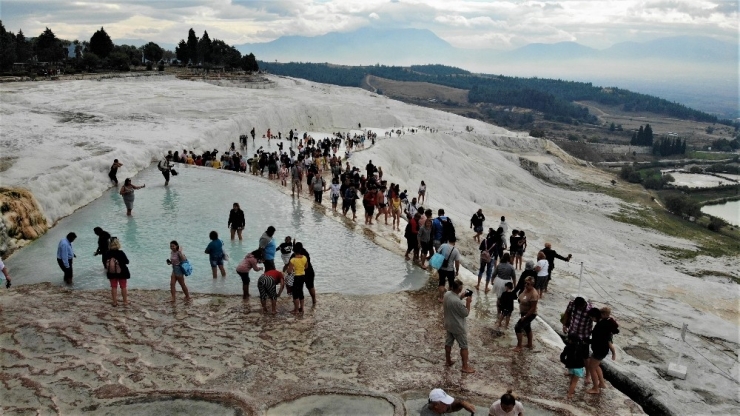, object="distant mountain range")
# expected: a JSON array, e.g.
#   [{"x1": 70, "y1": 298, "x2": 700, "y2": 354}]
[
  {"x1": 235, "y1": 28, "x2": 739, "y2": 118},
  {"x1": 235, "y1": 28, "x2": 737, "y2": 65}
]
